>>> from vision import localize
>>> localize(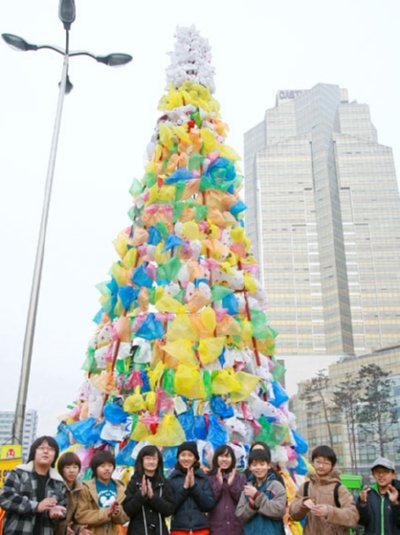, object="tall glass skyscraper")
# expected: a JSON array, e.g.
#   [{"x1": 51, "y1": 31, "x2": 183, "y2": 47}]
[{"x1": 245, "y1": 84, "x2": 400, "y2": 356}]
